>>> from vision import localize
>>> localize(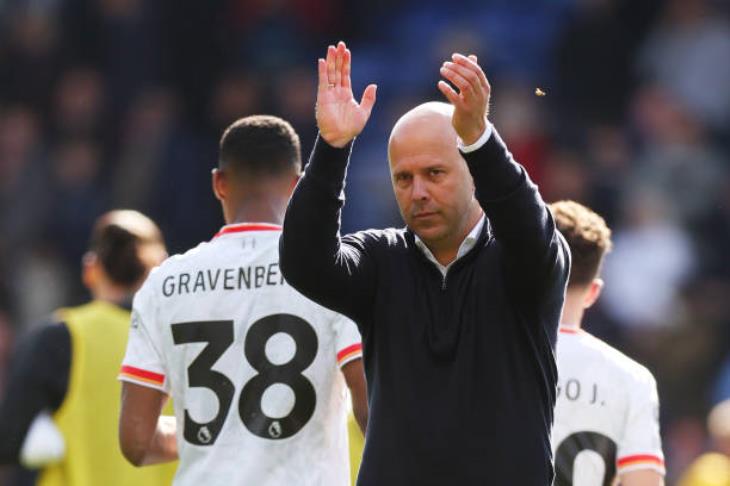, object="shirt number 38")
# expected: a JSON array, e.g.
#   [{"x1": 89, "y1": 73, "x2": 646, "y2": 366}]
[{"x1": 171, "y1": 314, "x2": 318, "y2": 445}]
